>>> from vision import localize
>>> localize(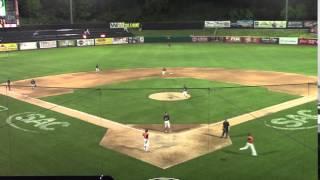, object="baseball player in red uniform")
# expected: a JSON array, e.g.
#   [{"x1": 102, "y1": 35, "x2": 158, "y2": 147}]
[
  {"x1": 239, "y1": 133, "x2": 257, "y2": 156},
  {"x1": 142, "y1": 129, "x2": 149, "y2": 151}
]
